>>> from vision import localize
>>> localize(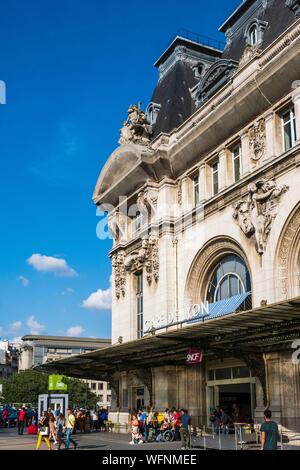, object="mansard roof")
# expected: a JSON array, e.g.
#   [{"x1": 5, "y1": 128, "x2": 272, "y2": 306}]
[
  {"x1": 222, "y1": 0, "x2": 297, "y2": 62},
  {"x1": 150, "y1": 60, "x2": 197, "y2": 139},
  {"x1": 150, "y1": 0, "x2": 298, "y2": 138}
]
